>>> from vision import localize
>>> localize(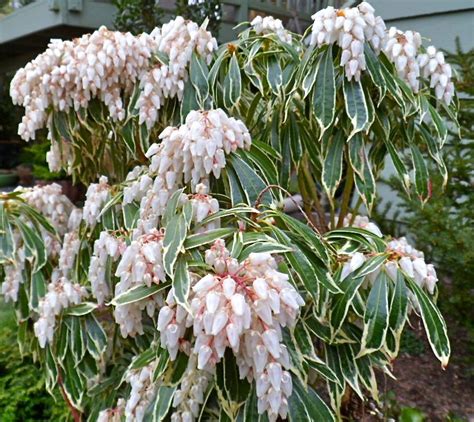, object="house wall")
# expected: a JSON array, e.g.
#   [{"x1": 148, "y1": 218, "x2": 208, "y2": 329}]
[{"x1": 368, "y1": 0, "x2": 474, "y2": 221}]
